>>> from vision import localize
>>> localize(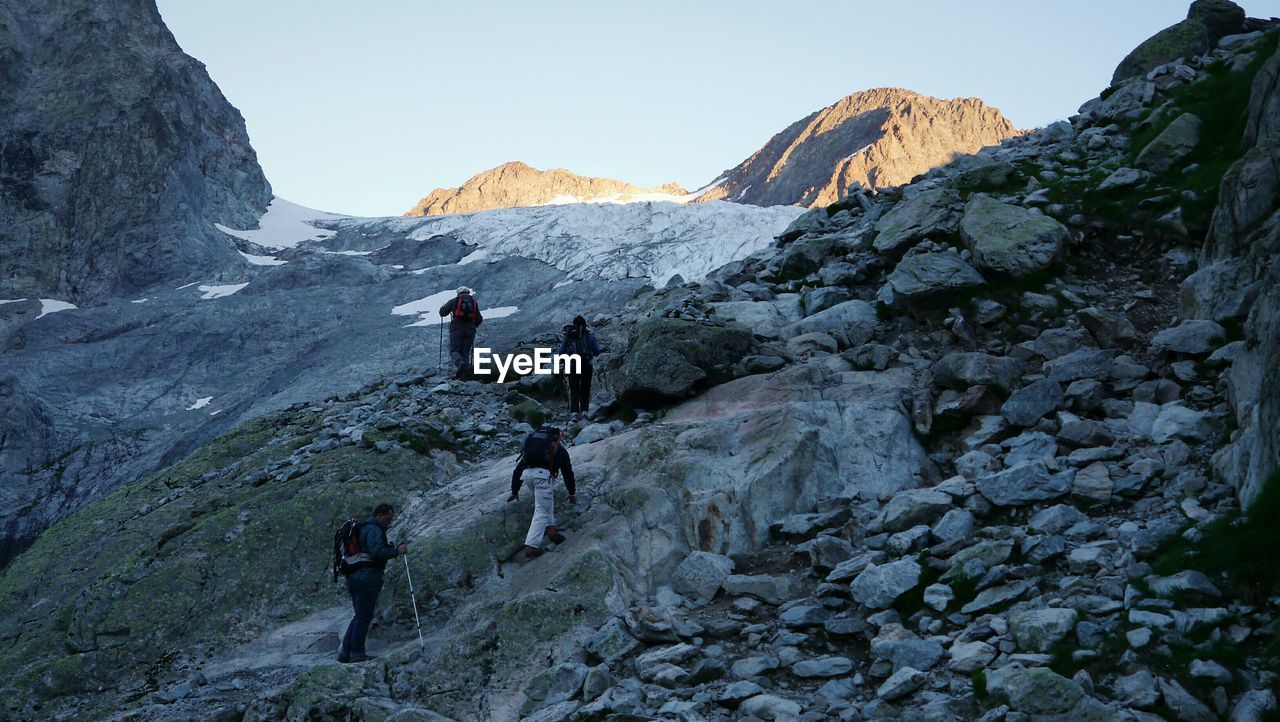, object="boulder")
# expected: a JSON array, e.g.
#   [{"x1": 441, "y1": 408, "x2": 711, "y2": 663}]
[
  {"x1": 1000, "y1": 666, "x2": 1084, "y2": 715},
  {"x1": 872, "y1": 188, "x2": 961, "y2": 257},
  {"x1": 600, "y1": 317, "x2": 754, "y2": 405},
  {"x1": 933, "y1": 352, "x2": 1022, "y2": 394},
  {"x1": 791, "y1": 656, "x2": 854, "y2": 678},
  {"x1": 1044, "y1": 348, "x2": 1115, "y2": 383},
  {"x1": 850, "y1": 558, "x2": 922, "y2": 609},
  {"x1": 960, "y1": 195, "x2": 1069, "y2": 278},
  {"x1": 1078, "y1": 307, "x2": 1139, "y2": 347},
  {"x1": 738, "y1": 694, "x2": 802, "y2": 720},
  {"x1": 1001, "y1": 378, "x2": 1063, "y2": 427},
  {"x1": 977, "y1": 462, "x2": 1073, "y2": 506},
  {"x1": 1136, "y1": 113, "x2": 1203, "y2": 174},
  {"x1": 783, "y1": 299, "x2": 878, "y2": 349},
  {"x1": 1150, "y1": 404, "x2": 1213, "y2": 443},
  {"x1": 1159, "y1": 677, "x2": 1216, "y2": 722},
  {"x1": 711, "y1": 295, "x2": 803, "y2": 337},
  {"x1": 803, "y1": 287, "x2": 853, "y2": 315},
  {"x1": 1151, "y1": 319, "x2": 1226, "y2": 355},
  {"x1": 1097, "y1": 166, "x2": 1150, "y2": 191},
  {"x1": 873, "y1": 488, "x2": 955, "y2": 533},
  {"x1": 723, "y1": 574, "x2": 792, "y2": 605},
  {"x1": 887, "y1": 251, "x2": 986, "y2": 305},
  {"x1": 522, "y1": 662, "x2": 589, "y2": 711},
  {"x1": 671, "y1": 551, "x2": 736, "y2": 603},
  {"x1": 948, "y1": 641, "x2": 997, "y2": 673},
  {"x1": 876, "y1": 667, "x2": 928, "y2": 700},
  {"x1": 1009, "y1": 608, "x2": 1078, "y2": 652}
]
